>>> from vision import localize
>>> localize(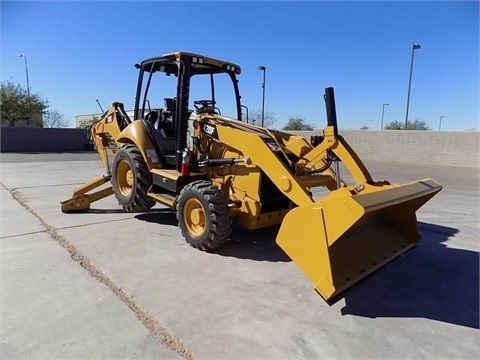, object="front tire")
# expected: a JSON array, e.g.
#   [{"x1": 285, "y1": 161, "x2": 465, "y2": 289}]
[
  {"x1": 177, "y1": 180, "x2": 231, "y2": 250},
  {"x1": 112, "y1": 144, "x2": 155, "y2": 212}
]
